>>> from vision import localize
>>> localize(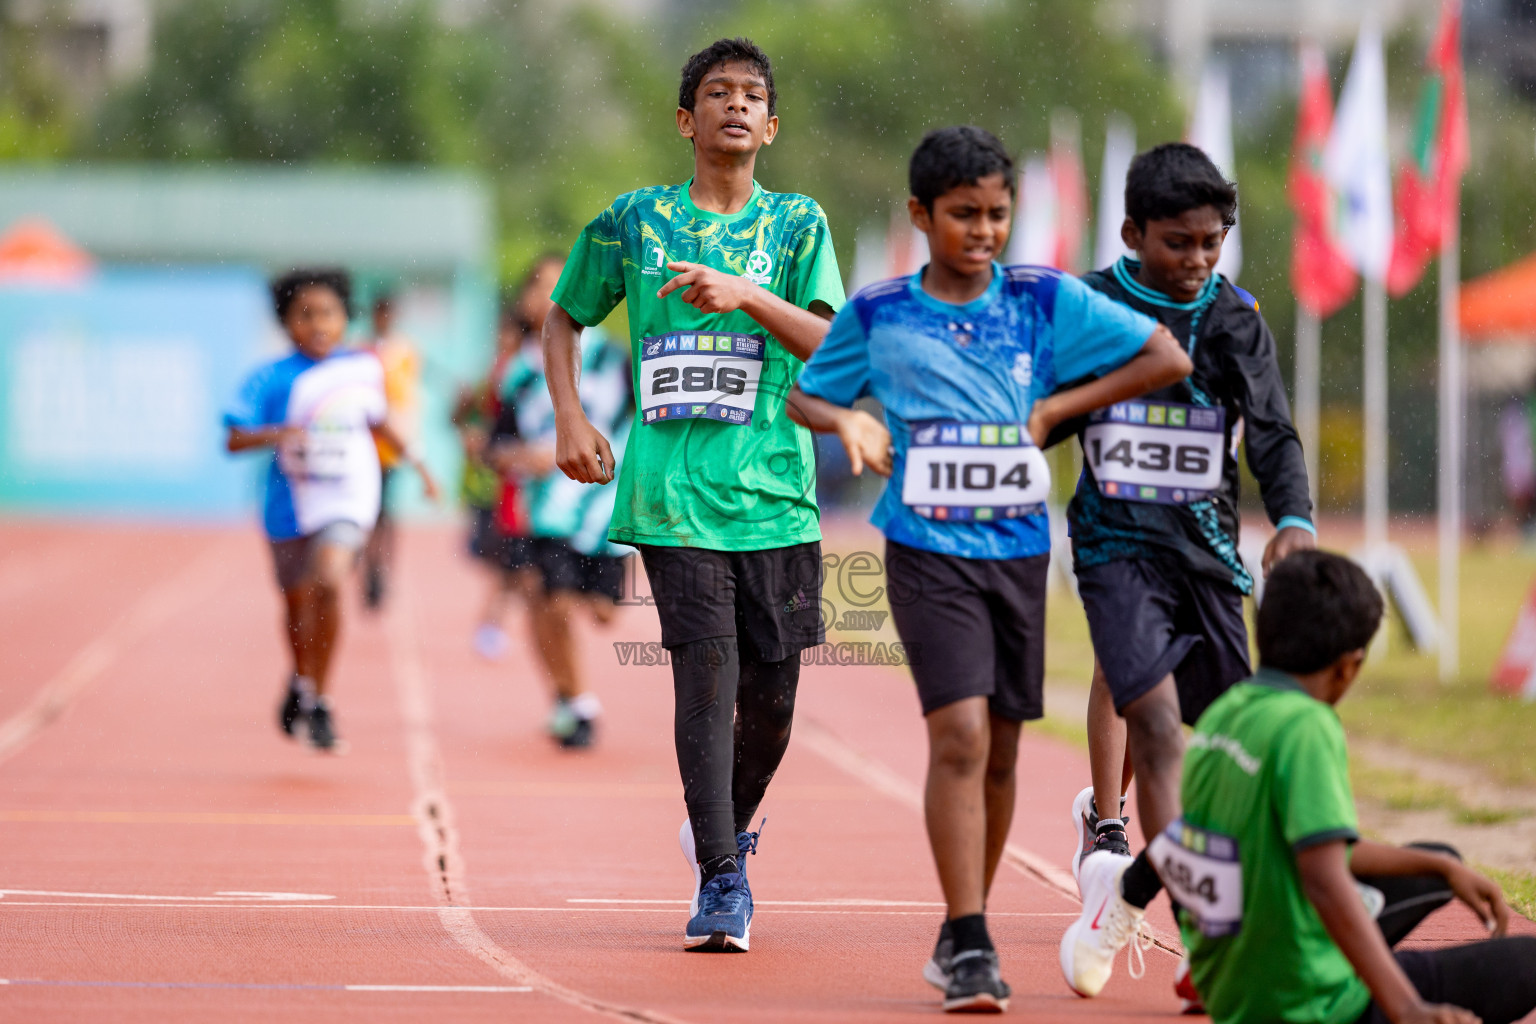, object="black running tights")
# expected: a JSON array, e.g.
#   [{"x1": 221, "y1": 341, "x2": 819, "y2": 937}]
[
  {"x1": 1355, "y1": 843, "x2": 1536, "y2": 1024},
  {"x1": 672, "y1": 639, "x2": 799, "y2": 863}
]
